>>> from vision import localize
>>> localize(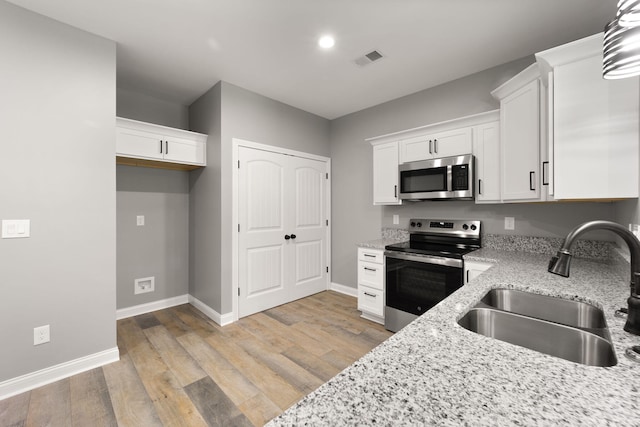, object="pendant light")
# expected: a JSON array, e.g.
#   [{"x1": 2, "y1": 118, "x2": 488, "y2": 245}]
[
  {"x1": 603, "y1": 1, "x2": 640, "y2": 79},
  {"x1": 618, "y1": 0, "x2": 640, "y2": 28}
]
